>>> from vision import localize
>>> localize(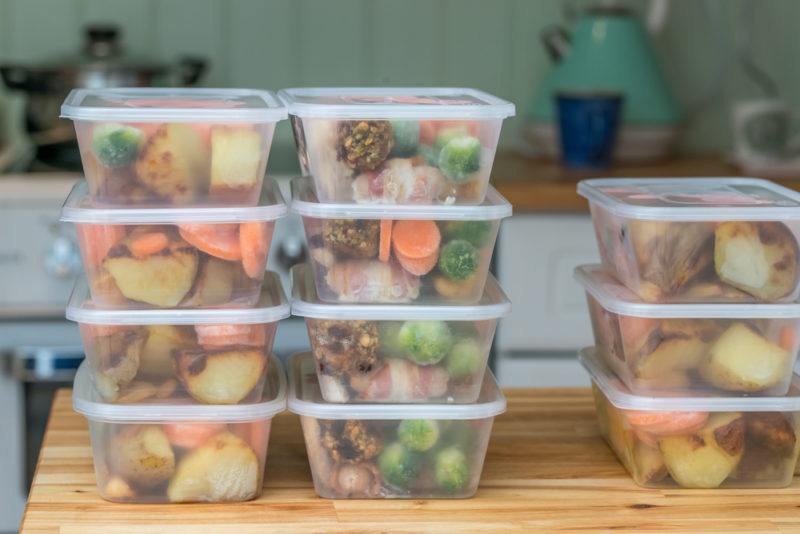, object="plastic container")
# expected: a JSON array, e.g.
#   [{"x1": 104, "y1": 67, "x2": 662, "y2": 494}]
[
  {"x1": 67, "y1": 272, "x2": 289, "y2": 405},
  {"x1": 291, "y1": 263, "x2": 510, "y2": 404},
  {"x1": 580, "y1": 347, "x2": 800, "y2": 489},
  {"x1": 575, "y1": 264, "x2": 800, "y2": 396},
  {"x1": 72, "y1": 356, "x2": 285, "y2": 503},
  {"x1": 288, "y1": 352, "x2": 505, "y2": 499},
  {"x1": 61, "y1": 178, "x2": 286, "y2": 308},
  {"x1": 278, "y1": 87, "x2": 515, "y2": 205},
  {"x1": 578, "y1": 177, "x2": 800, "y2": 303},
  {"x1": 61, "y1": 88, "x2": 287, "y2": 206},
  {"x1": 291, "y1": 176, "x2": 511, "y2": 304}
]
